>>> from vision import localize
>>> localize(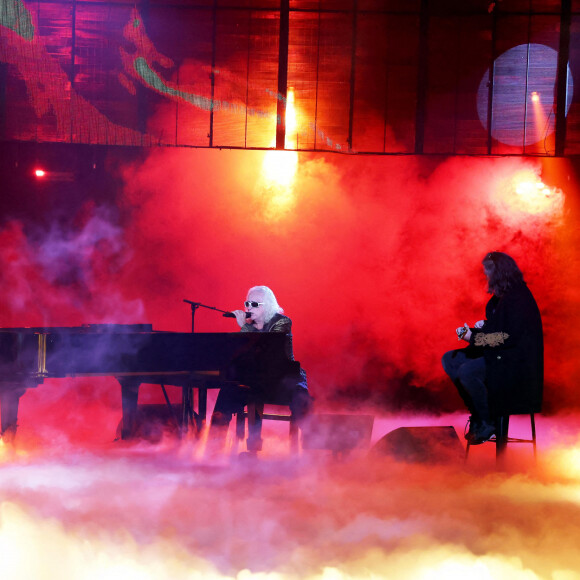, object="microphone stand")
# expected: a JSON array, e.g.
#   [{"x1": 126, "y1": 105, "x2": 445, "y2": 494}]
[{"x1": 183, "y1": 299, "x2": 231, "y2": 333}]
